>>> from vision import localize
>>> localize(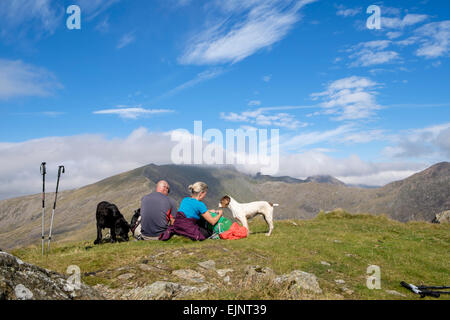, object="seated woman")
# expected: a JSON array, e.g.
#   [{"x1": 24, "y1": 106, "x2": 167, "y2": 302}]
[{"x1": 159, "y1": 182, "x2": 223, "y2": 241}]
